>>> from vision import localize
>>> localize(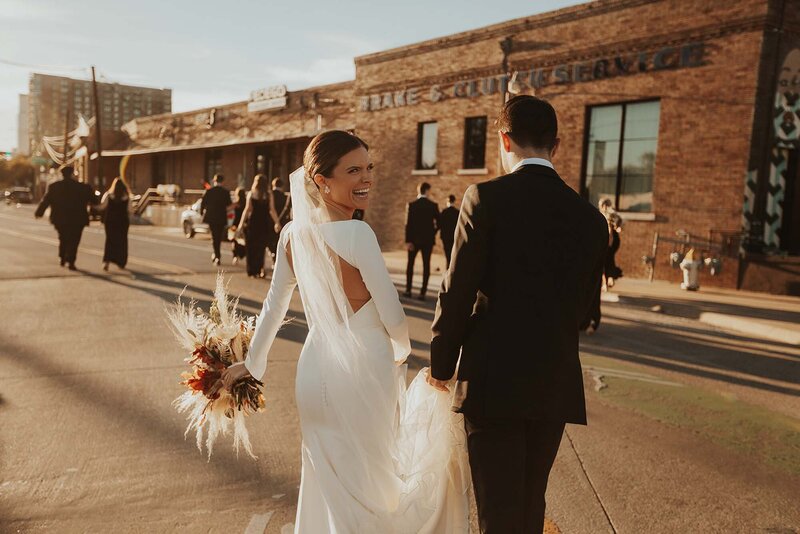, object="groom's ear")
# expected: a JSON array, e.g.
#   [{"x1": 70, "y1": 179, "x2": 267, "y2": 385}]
[
  {"x1": 498, "y1": 131, "x2": 512, "y2": 153},
  {"x1": 550, "y1": 137, "x2": 561, "y2": 159}
]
